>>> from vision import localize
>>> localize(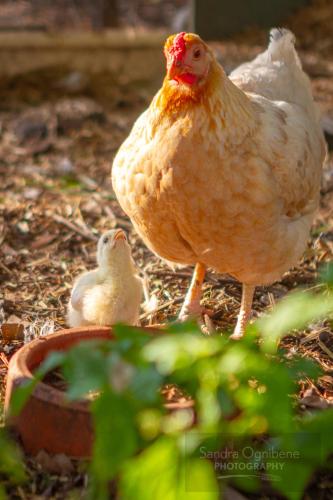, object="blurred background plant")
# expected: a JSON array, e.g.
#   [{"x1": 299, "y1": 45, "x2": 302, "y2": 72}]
[
  {"x1": 0, "y1": 427, "x2": 27, "y2": 499},
  {"x1": 8, "y1": 261, "x2": 333, "y2": 500}
]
